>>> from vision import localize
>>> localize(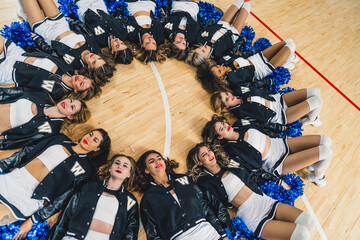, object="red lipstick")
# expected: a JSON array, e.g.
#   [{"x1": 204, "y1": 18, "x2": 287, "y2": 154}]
[
  {"x1": 227, "y1": 126, "x2": 231, "y2": 131},
  {"x1": 61, "y1": 102, "x2": 65, "y2": 109},
  {"x1": 116, "y1": 170, "x2": 122, "y2": 173},
  {"x1": 232, "y1": 95, "x2": 235, "y2": 101},
  {"x1": 83, "y1": 139, "x2": 88, "y2": 145},
  {"x1": 90, "y1": 53, "x2": 94, "y2": 58},
  {"x1": 156, "y1": 164, "x2": 162, "y2": 168}
]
